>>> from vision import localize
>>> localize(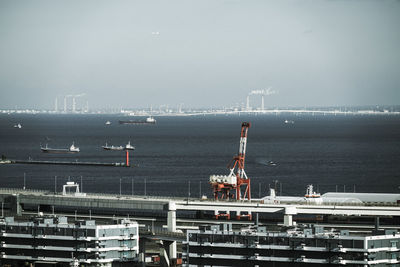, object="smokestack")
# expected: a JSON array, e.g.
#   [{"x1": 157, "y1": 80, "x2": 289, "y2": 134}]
[
  {"x1": 72, "y1": 97, "x2": 76, "y2": 112},
  {"x1": 261, "y1": 95, "x2": 264, "y2": 111},
  {"x1": 63, "y1": 96, "x2": 67, "y2": 112}
]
